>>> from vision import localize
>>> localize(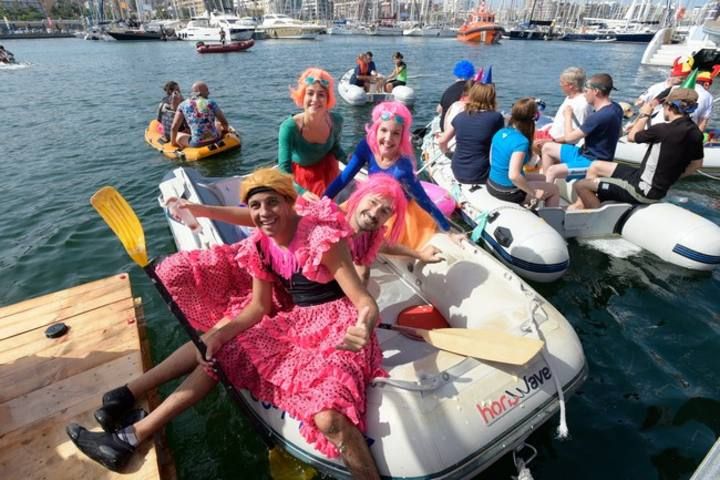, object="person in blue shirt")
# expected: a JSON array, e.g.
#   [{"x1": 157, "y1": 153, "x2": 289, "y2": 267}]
[
  {"x1": 325, "y1": 101, "x2": 451, "y2": 250},
  {"x1": 488, "y1": 98, "x2": 559, "y2": 206},
  {"x1": 540, "y1": 73, "x2": 624, "y2": 184},
  {"x1": 437, "y1": 82, "x2": 505, "y2": 184}
]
